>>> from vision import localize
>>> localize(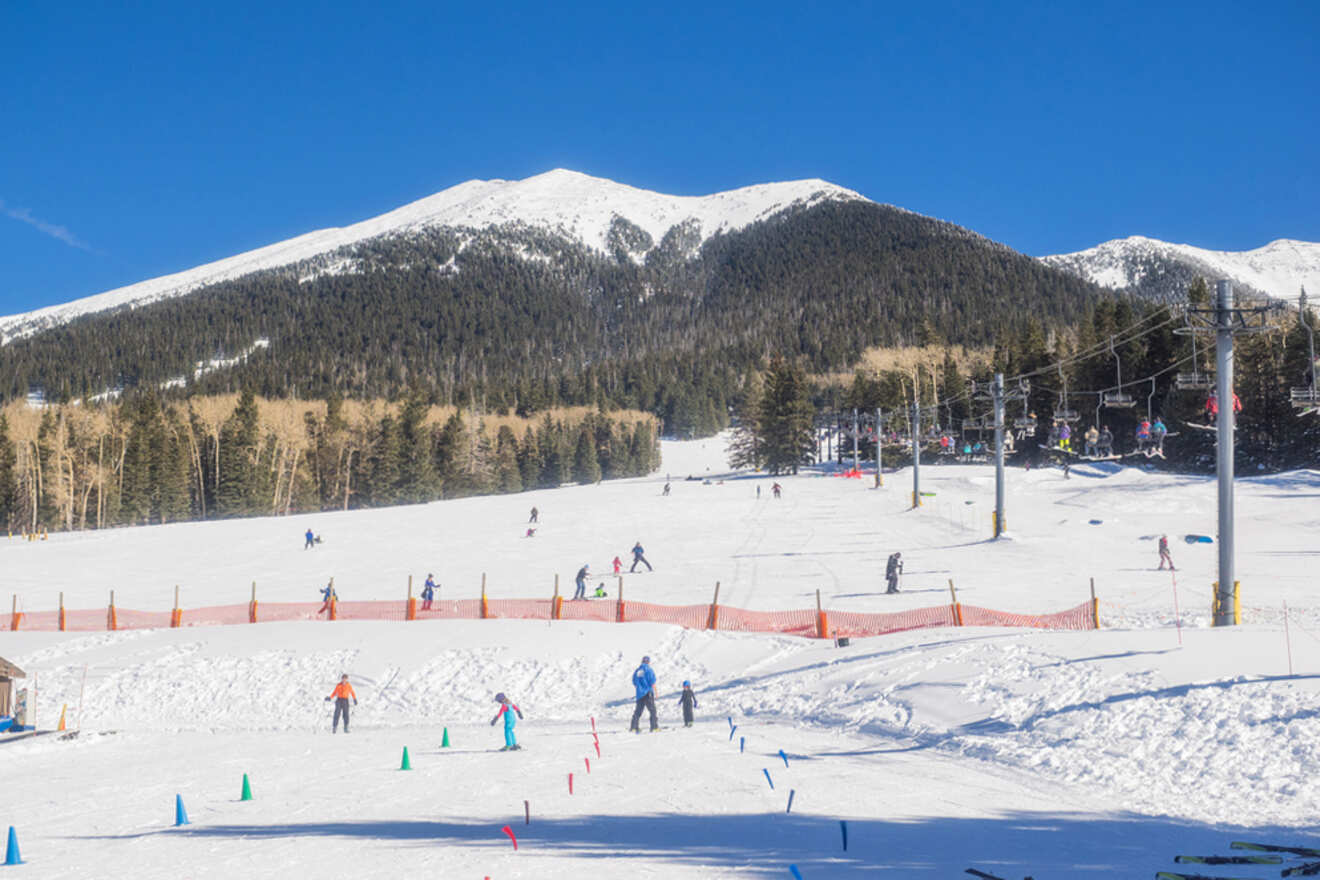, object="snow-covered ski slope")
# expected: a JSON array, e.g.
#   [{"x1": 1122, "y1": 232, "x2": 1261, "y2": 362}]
[
  {"x1": 0, "y1": 170, "x2": 864, "y2": 343},
  {"x1": 4, "y1": 436, "x2": 1320, "y2": 878}
]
